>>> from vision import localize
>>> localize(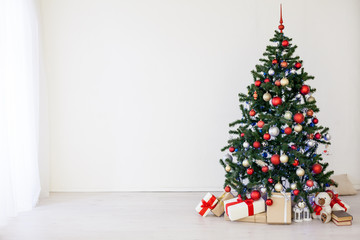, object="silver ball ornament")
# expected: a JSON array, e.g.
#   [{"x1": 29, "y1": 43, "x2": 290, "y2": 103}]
[
  {"x1": 242, "y1": 159, "x2": 250, "y2": 167},
  {"x1": 284, "y1": 111, "x2": 292, "y2": 120},
  {"x1": 223, "y1": 153, "x2": 233, "y2": 162},
  {"x1": 290, "y1": 183, "x2": 297, "y2": 190},
  {"x1": 280, "y1": 78, "x2": 289, "y2": 86},
  {"x1": 280, "y1": 154, "x2": 289, "y2": 163},
  {"x1": 269, "y1": 126, "x2": 280, "y2": 137},
  {"x1": 307, "y1": 140, "x2": 316, "y2": 147},
  {"x1": 298, "y1": 201, "x2": 306, "y2": 209},
  {"x1": 263, "y1": 92, "x2": 272, "y2": 102},
  {"x1": 268, "y1": 69, "x2": 275, "y2": 76},
  {"x1": 324, "y1": 133, "x2": 331, "y2": 141},
  {"x1": 296, "y1": 167, "x2": 305, "y2": 177},
  {"x1": 225, "y1": 165, "x2": 231, "y2": 172},
  {"x1": 274, "y1": 183, "x2": 283, "y2": 192},
  {"x1": 294, "y1": 124, "x2": 303, "y2": 132},
  {"x1": 243, "y1": 141, "x2": 250, "y2": 148}
]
